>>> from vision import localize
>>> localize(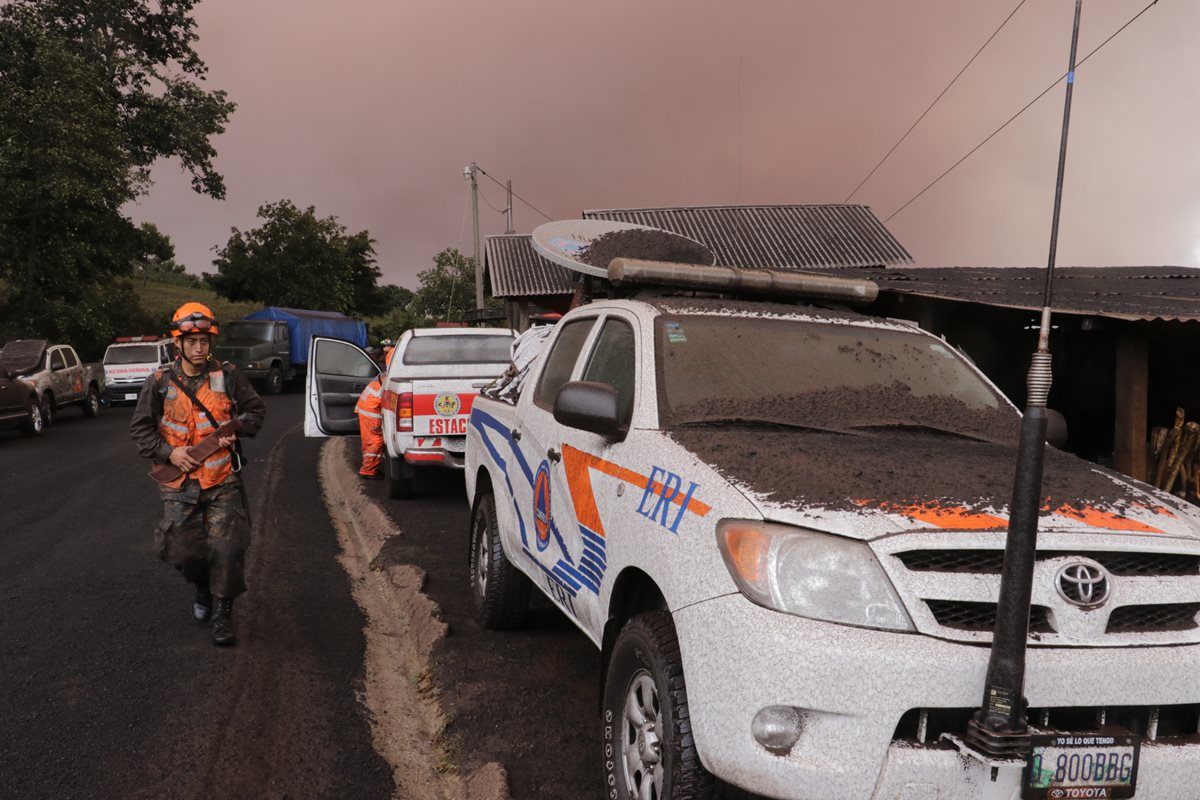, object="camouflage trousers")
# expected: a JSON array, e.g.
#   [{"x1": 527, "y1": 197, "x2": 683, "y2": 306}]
[{"x1": 155, "y1": 478, "x2": 250, "y2": 598}]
